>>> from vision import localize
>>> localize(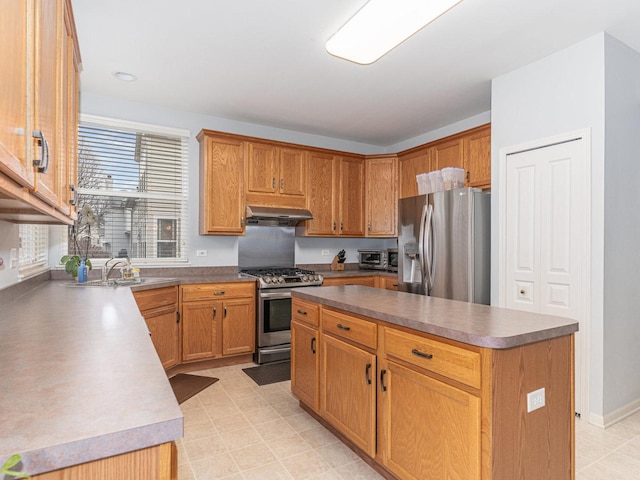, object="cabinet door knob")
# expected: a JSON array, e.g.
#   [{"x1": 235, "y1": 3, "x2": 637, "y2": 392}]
[{"x1": 333, "y1": 221, "x2": 337, "y2": 231}]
